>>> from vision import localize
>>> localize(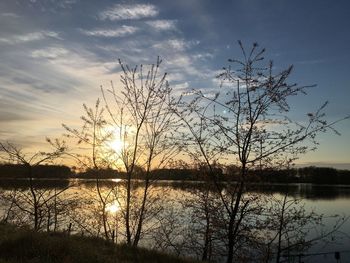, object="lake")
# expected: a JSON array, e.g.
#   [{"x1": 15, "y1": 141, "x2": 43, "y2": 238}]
[{"x1": 0, "y1": 179, "x2": 349, "y2": 263}]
